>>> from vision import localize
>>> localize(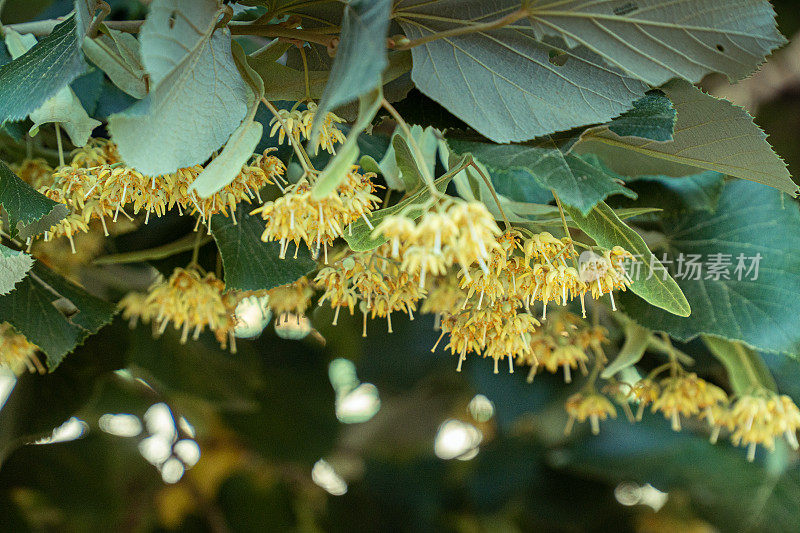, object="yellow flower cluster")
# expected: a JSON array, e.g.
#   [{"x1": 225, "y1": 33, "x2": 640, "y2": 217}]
[
  {"x1": 315, "y1": 245, "x2": 425, "y2": 335},
  {"x1": 252, "y1": 167, "x2": 380, "y2": 263},
  {"x1": 565, "y1": 391, "x2": 617, "y2": 435},
  {"x1": 0, "y1": 322, "x2": 44, "y2": 375},
  {"x1": 727, "y1": 392, "x2": 800, "y2": 461},
  {"x1": 627, "y1": 373, "x2": 800, "y2": 461},
  {"x1": 265, "y1": 277, "x2": 314, "y2": 318},
  {"x1": 33, "y1": 144, "x2": 285, "y2": 251},
  {"x1": 269, "y1": 102, "x2": 346, "y2": 155},
  {"x1": 371, "y1": 214, "x2": 631, "y2": 373},
  {"x1": 10, "y1": 158, "x2": 54, "y2": 188},
  {"x1": 438, "y1": 298, "x2": 539, "y2": 373},
  {"x1": 119, "y1": 268, "x2": 240, "y2": 353},
  {"x1": 376, "y1": 201, "x2": 502, "y2": 286},
  {"x1": 525, "y1": 311, "x2": 606, "y2": 383}
]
